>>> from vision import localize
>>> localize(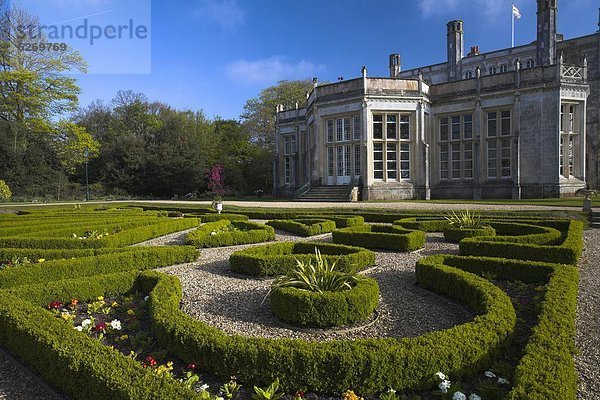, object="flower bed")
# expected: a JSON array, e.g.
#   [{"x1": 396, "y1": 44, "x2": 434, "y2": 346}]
[
  {"x1": 185, "y1": 220, "x2": 275, "y2": 247},
  {"x1": 443, "y1": 226, "x2": 496, "y2": 243},
  {"x1": 332, "y1": 224, "x2": 425, "y2": 251},
  {"x1": 459, "y1": 220, "x2": 584, "y2": 264},
  {"x1": 229, "y1": 242, "x2": 375, "y2": 277},
  {"x1": 266, "y1": 218, "x2": 337, "y2": 236},
  {"x1": 269, "y1": 277, "x2": 379, "y2": 328}
]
